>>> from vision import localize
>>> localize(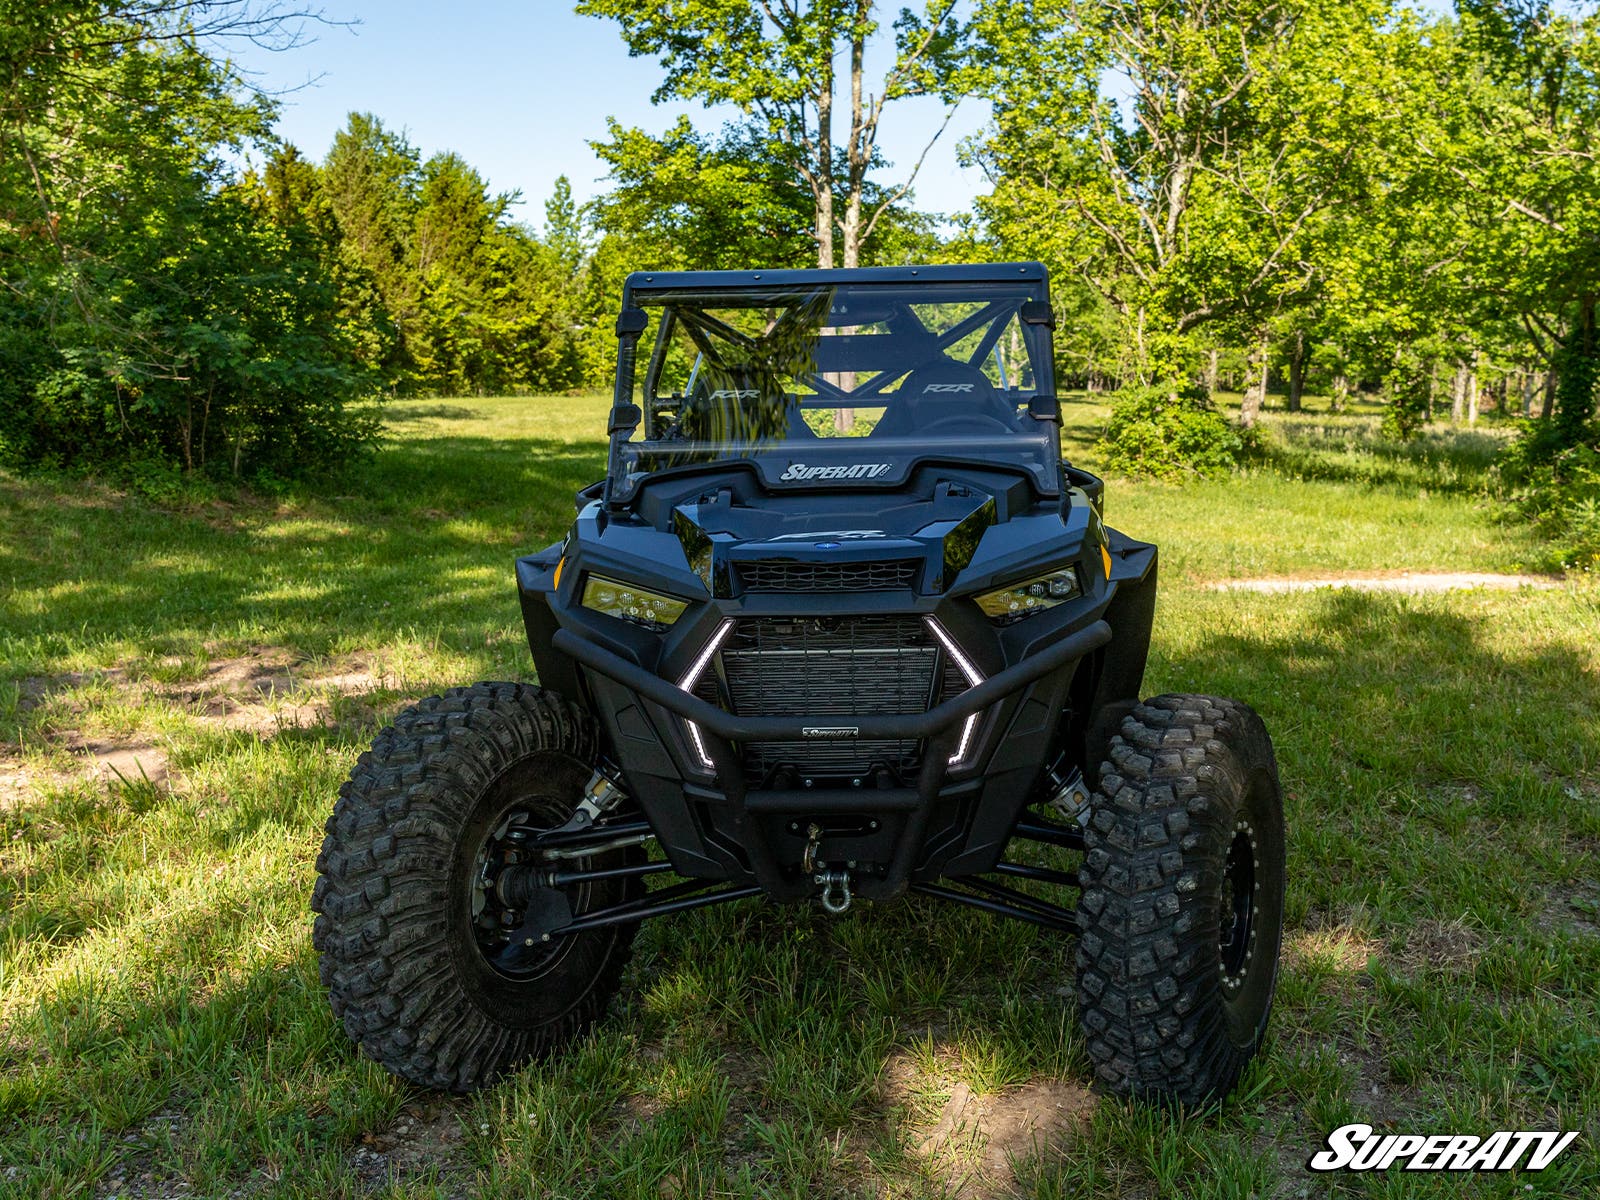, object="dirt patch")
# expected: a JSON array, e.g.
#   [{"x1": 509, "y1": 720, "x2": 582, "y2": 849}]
[
  {"x1": 17, "y1": 669, "x2": 129, "y2": 711},
  {"x1": 7, "y1": 650, "x2": 392, "y2": 803},
  {"x1": 29, "y1": 650, "x2": 389, "y2": 742},
  {"x1": 64, "y1": 739, "x2": 169, "y2": 789},
  {"x1": 175, "y1": 649, "x2": 387, "y2": 735},
  {"x1": 90, "y1": 1107, "x2": 188, "y2": 1200},
  {"x1": 1539, "y1": 872, "x2": 1600, "y2": 940},
  {"x1": 1208, "y1": 572, "x2": 1560, "y2": 595},
  {"x1": 1399, "y1": 916, "x2": 1483, "y2": 974},
  {"x1": 349, "y1": 1100, "x2": 474, "y2": 1193},
  {"x1": 0, "y1": 757, "x2": 65, "y2": 810},
  {"x1": 881, "y1": 1053, "x2": 1095, "y2": 1198}
]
